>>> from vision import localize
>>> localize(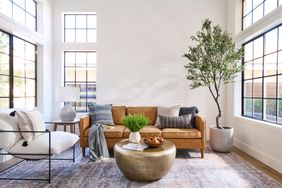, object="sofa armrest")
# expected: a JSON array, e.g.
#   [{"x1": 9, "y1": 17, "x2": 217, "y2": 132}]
[
  {"x1": 195, "y1": 115, "x2": 206, "y2": 140},
  {"x1": 79, "y1": 115, "x2": 91, "y2": 138}
]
